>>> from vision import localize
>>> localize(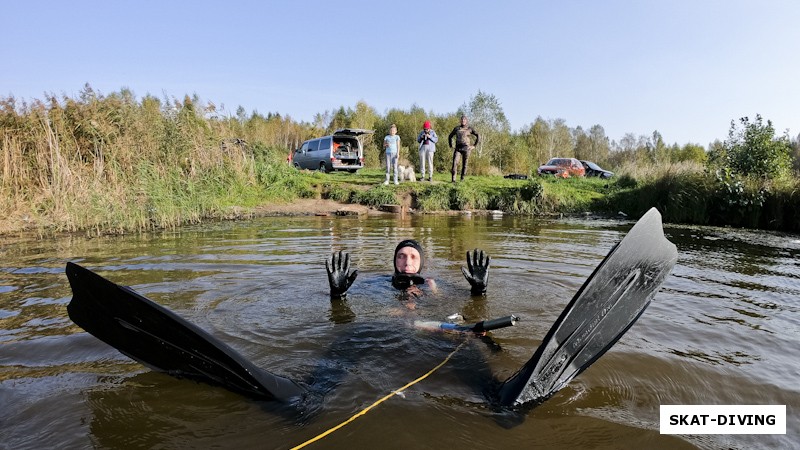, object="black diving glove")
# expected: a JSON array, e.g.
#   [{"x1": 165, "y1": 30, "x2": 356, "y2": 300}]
[
  {"x1": 326, "y1": 250, "x2": 358, "y2": 299},
  {"x1": 461, "y1": 248, "x2": 490, "y2": 295}
]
